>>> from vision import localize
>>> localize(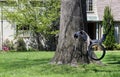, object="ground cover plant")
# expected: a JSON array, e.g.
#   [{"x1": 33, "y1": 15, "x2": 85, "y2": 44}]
[{"x1": 0, "y1": 51, "x2": 120, "y2": 77}]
